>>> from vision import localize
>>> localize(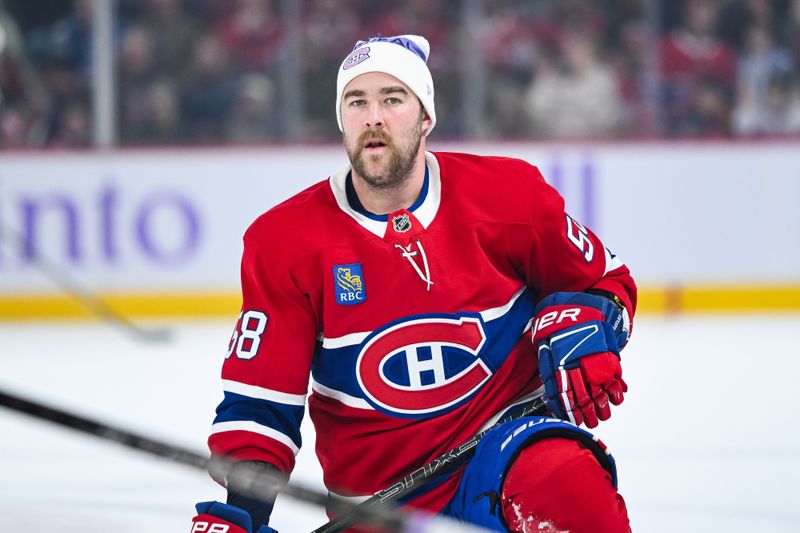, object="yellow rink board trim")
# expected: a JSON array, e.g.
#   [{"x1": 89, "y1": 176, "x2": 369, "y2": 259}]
[
  {"x1": 0, "y1": 285, "x2": 799, "y2": 319},
  {"x1": 0, "y1": 292, "x2": 243, "y2": 320},
  {"x1": 634, "y1": 285, "x2": 800, "y2": 313}
]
